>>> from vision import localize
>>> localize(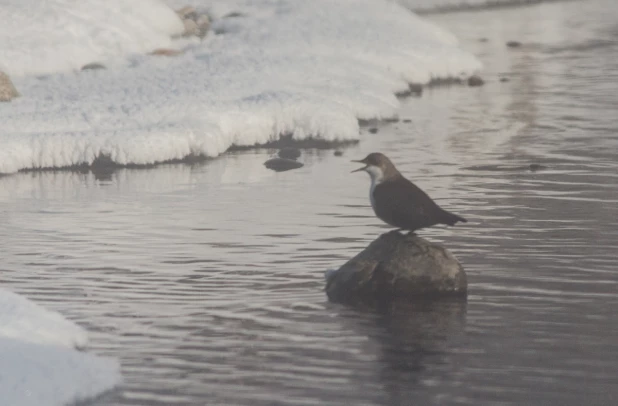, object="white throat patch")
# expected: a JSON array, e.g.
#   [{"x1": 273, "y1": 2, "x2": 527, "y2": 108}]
[{"x1": 365, "y1": 165, "x2": 384, "y2": 209}]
